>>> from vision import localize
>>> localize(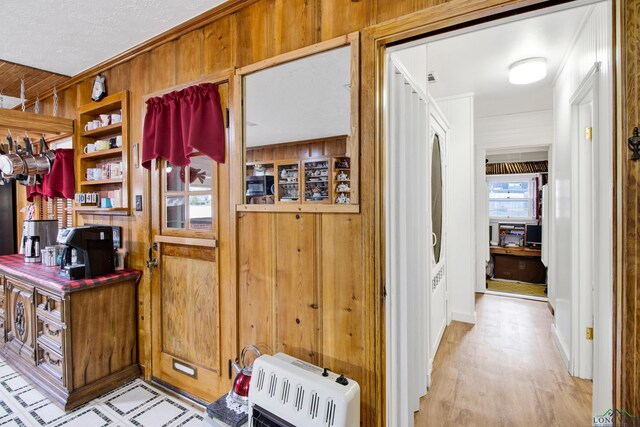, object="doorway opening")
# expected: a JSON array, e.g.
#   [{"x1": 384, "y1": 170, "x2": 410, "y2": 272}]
[{"x1": 384, "y1": 1, "x2": 613, "y2": 425}]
